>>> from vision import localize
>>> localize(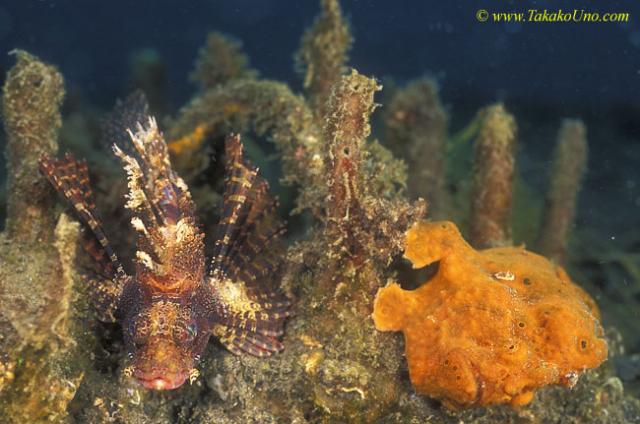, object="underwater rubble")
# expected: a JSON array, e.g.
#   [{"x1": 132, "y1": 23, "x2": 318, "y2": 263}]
[{"x1": 0, "y1": 0, "x2": 639, "y2": 422}]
